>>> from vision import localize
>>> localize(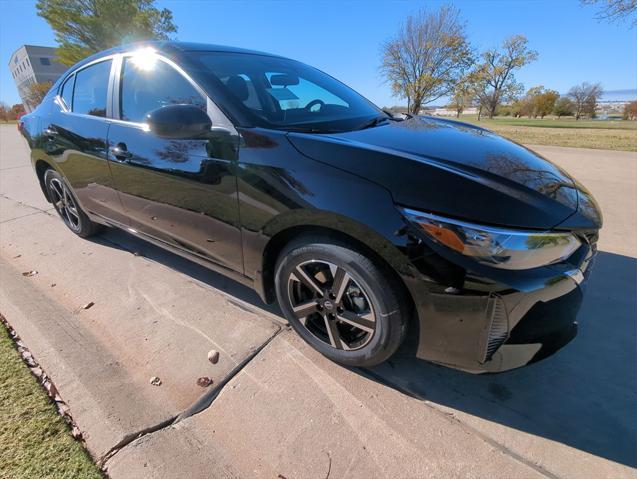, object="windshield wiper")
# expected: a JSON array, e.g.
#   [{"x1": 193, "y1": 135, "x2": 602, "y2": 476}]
[{"x1": 357, "y1": 115, "x2": 396, "y2": 130}]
